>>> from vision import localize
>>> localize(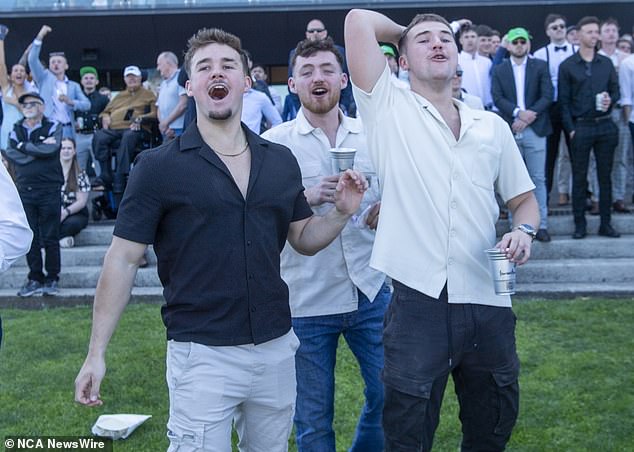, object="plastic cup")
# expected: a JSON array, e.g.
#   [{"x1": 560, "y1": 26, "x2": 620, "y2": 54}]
[
  {"x1": 330, "y1": 147, "x2": 356, "y2": 173},
  {"x1": 595, "y1": 93, "x2": 604, "y2": 112},
  {"x1": 484, "y1": 248, "x2": 516, "y2": 295}
]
